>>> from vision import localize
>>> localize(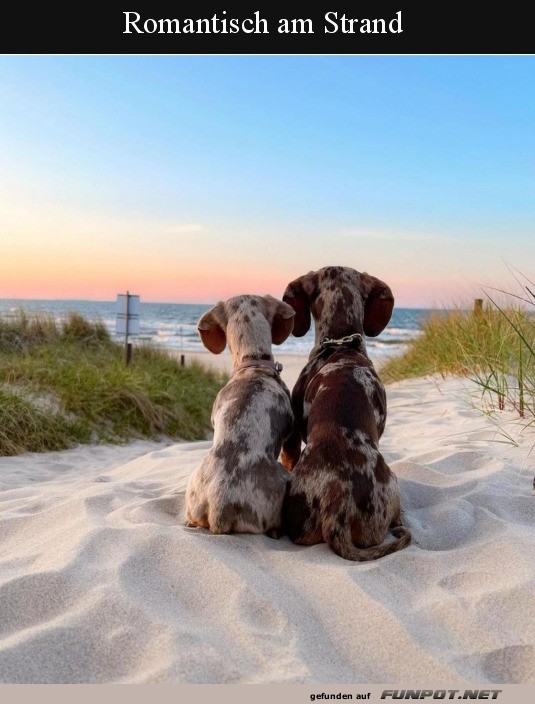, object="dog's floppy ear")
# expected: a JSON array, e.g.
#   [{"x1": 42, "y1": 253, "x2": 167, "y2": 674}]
[
  {"x1": 263, "y1": 295, "x2": 295, "y2": 345},
  {"x1": 197, "y1": 302, "x2": 227, "y2": 354},
  {"x1": 360, "y1": 273, "x2": 394, "y2": 337},
  {"x1": 282, "y1": 271, "x2": 318, "y2": 337}
]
